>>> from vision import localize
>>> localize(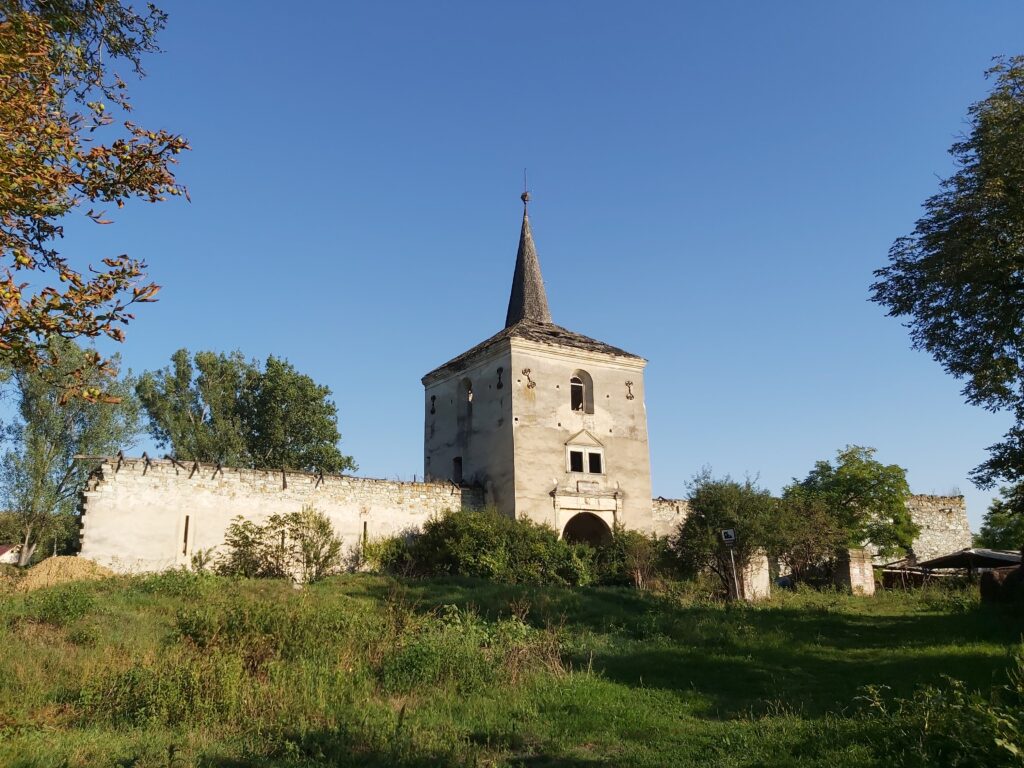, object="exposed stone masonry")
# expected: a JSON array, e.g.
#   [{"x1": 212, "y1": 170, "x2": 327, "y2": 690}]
[
  {"x1": 649, "y1": 494, "x2": 972, "y2": 561},
  {"x1": 904, "y1": 495, "x2": 972, "y2": 562}
]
